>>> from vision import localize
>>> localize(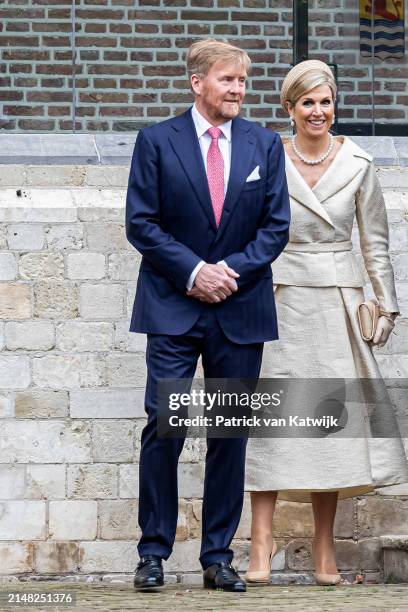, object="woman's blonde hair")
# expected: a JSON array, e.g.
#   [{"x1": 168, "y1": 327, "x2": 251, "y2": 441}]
[
  {"x1": 186, "y1": 38, "x2": 251, "y2": 79},
  {"x1": 280, "y1": 61, "x2": 337, "y2": 110}
]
